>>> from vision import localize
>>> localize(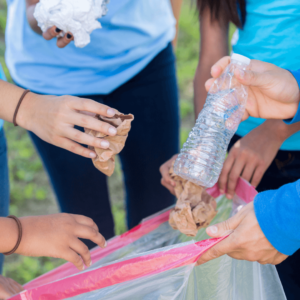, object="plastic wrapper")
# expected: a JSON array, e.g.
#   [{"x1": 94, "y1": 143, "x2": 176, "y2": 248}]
[
  {"x1": 85, "y1": 112, "x2": 134, "y2": 176},
  {"x1": 34, "y1": 0, "x2": 109, "y2": 48},
  {"x1": 9, "y1": 178, "x2": 286, "y2": 300}
]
